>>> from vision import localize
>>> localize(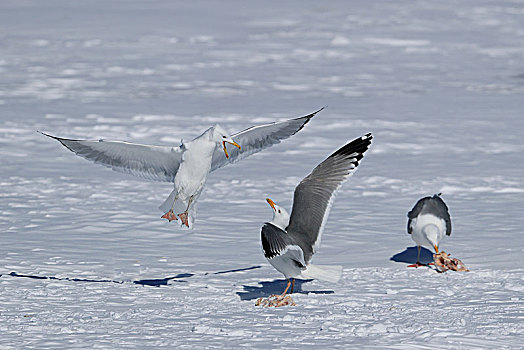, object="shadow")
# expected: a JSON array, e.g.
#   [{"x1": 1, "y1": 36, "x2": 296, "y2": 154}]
[
  {"x1": 390, "y1": 246, "x2": 434, "y2": 265},
  {"x1": 5, "y1": 271, "x2": 194, "y2": 286},
  {"x1": 208, "y1": 265, "x2": 261, "y2": 275},
  {"x1": 237, "y1": 279, "x2": 335, "y2": 301},
  {"x1": 133, "y1": 273, "x2": 194, "y2": 287},
  {"x1": 7, "y1": 271, "x2": 124, "y2": 284}
]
